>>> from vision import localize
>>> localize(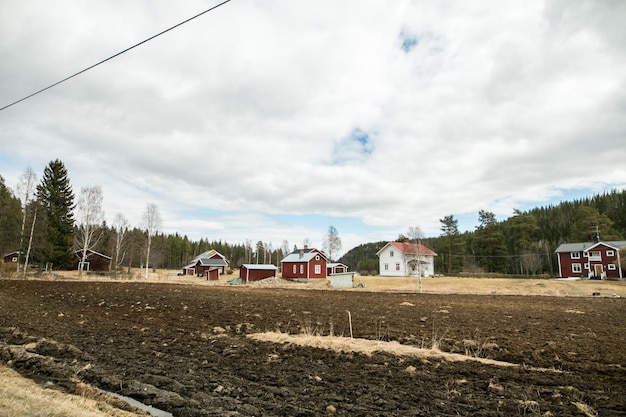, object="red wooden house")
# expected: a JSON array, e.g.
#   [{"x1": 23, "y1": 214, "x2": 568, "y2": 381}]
[
  {"x1": 281, "y1": 246, "x2": 328, "y2": 280},
  {"x1": 3, "y1": 251, "x2": 20, "y2": 264},
  {"x1": 555, "y1": 240, "x2": 625, "y2": 279},
  {"x1": 73, "y1": 249, "x2": 112, "y2": 272},
  {"x1": 182, "y1": 250, "x2": 229, "y2": 277}
]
